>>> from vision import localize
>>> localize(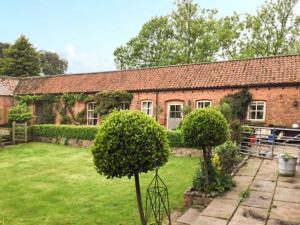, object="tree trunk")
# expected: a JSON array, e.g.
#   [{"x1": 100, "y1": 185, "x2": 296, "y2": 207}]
[
  {"x1": 134, "y1": 173, "x2": 146, "y2": 225},
  {"x1": 202, "y1": 148, "x2": 209, "y2": 192}
]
